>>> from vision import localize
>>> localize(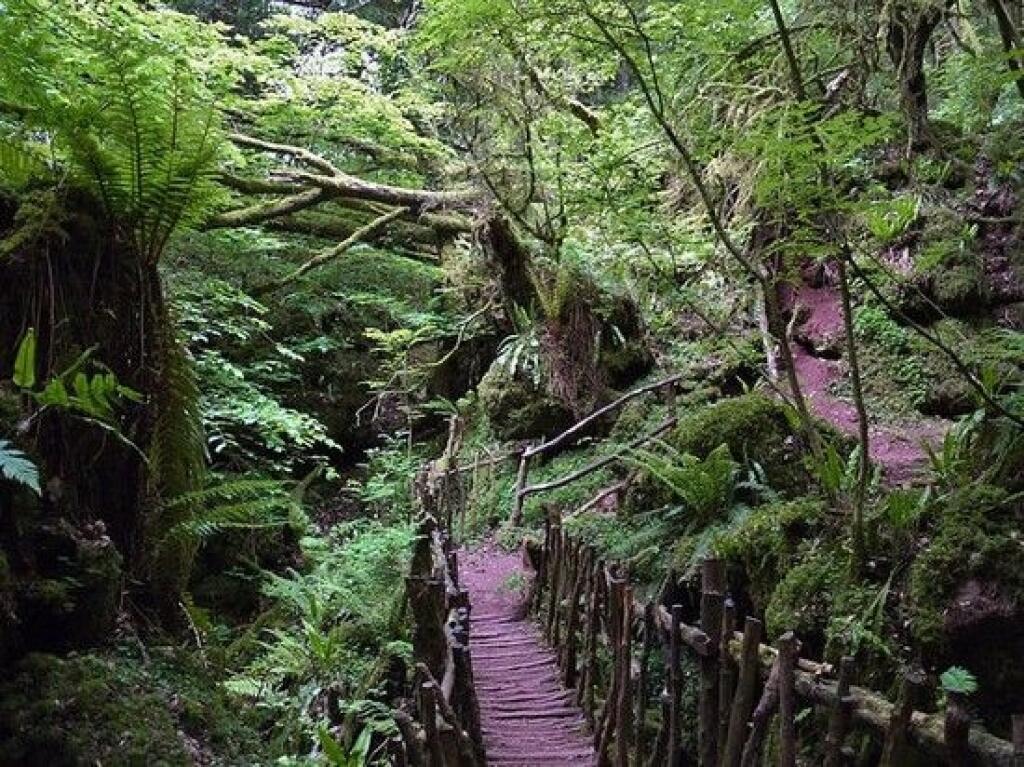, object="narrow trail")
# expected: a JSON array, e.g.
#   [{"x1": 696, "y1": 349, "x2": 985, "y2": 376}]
[
  {"x1": 460, "y1": 543, "x2": 596, "y2": 767},
  {"x1": 788, "y1": 283, "x2": 949, "y2": 484}
]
